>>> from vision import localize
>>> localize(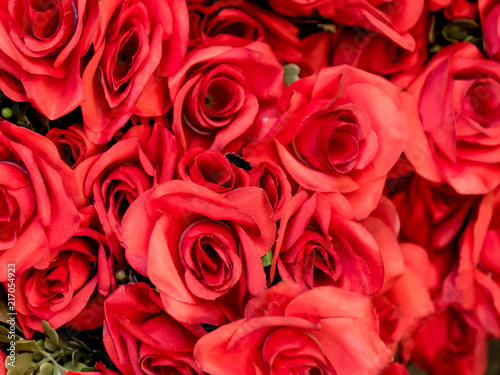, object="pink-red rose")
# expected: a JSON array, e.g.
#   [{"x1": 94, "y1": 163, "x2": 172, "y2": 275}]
[
  {"x1": 47, "y1": 123, "x2": 107, "y2": 169},
  {"x1": 0, "y1": 120, "x2": 79, "y2": 281},
  {"x1": 188, "y1": 1, "x2": 302, "y2": 64},
  {"x1": 444, "y1": 187, "x2": 500, "y2": 337},
  {"x1": 267, "y1": 0, "x2": 417, "y2": 50},
  {"x1": 332, "y1": 11, "x2": 430, "y2": 77},
  {"x1": 13, "y1": 227, "x2": 115, "y2": 338},
  {"x1": 268, "y1": 65, "x2": 406, "y2": 218},
  {"x1": 103, "y1": 283, "x2": 204, "y2": 375},
  {"x1": 409, "y1": 306, "x2": 487, "y2": 375},
  {"x1": 81, "y1": 0, "x2": 189, "y2": 143},
  {"x1": 427, "y1": 0, "x2": 477, "y2": 19},
  {"x1": 248, "y1": 161, "x2": 291, "y2": 220},
  {"x1": 391, "y1": 175, "x2": 478, "y2": 251},
  {"x1": 169, "y1": 36, "x2": 284, "y2": 155},
  {"x1": 402, "y1": 43, "x2": 500, "y2": 194},
  {"x1": 75, "y1": 123, "x2": 176, "y2": 249},
  {"x1": 176, "y1": 148, "x2": 249, "y2": 194},
  {"x1": 123, "y1": 180, "x2": 276, "y2": 325},
  {"x1": 194, "y1": 282, "x2": 393, "y2": 375},
  {"x1": 0, "y1": 0, "x2": 98, "y2": 119},
  {"x1": 270, "y1": 190, "x2": 385, "y2": 295},
  {"x1": 480, "y1": 0, "x2": 500, "y2": 60}
]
